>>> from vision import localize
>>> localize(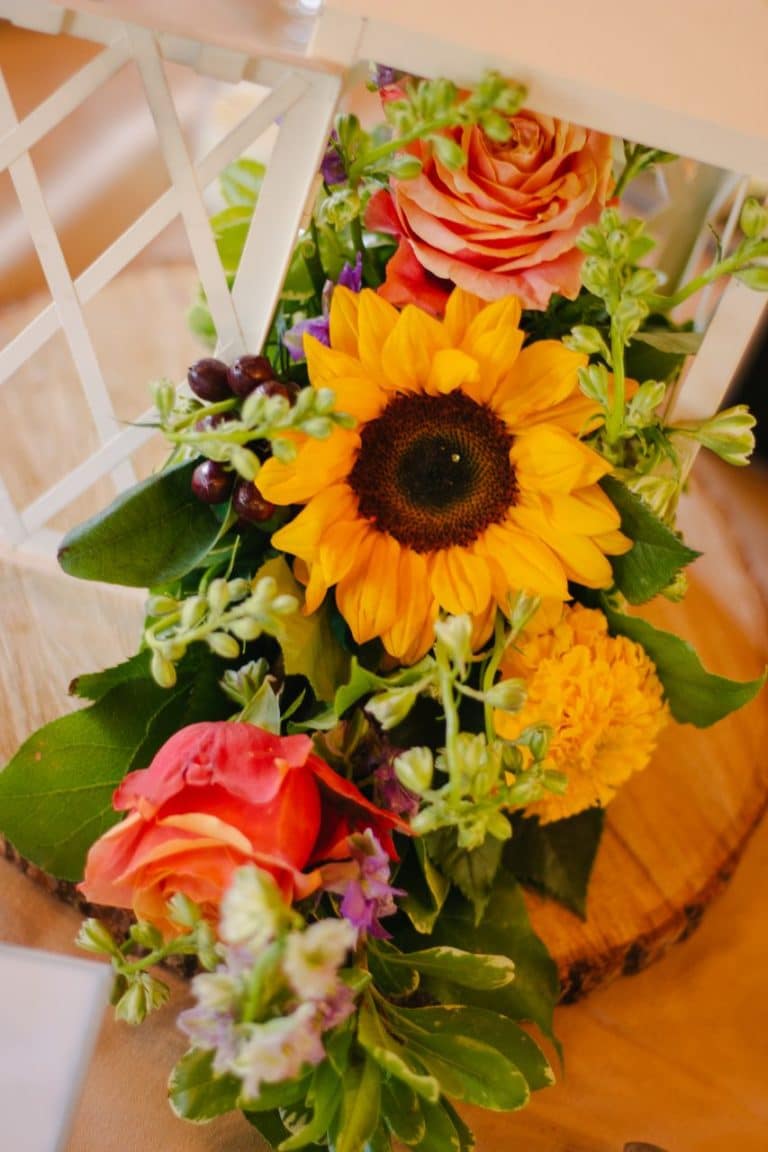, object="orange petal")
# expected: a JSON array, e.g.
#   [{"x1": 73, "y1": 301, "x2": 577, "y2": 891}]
[
  {"x1": 257, "y1": 431, "x2": 358, "y2": 504},
  {"x1": 429, "y1": 545, "x2": 492, "y2": 616},
  {"x1": 495, "y1": 341, "x2": 587, "y2": 428},
  {"x1": 511, "y1": 425, "x2": 610, "y2": 493}
]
